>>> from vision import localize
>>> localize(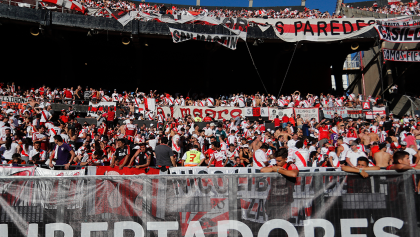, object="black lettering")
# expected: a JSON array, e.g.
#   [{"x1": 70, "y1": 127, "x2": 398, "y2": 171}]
[
  {"x1": 180, "y1": 31, "x2": 186, "y2": 41},
  {"x1": 294, "y1": 21, "x2": 303, "y2": 36},
  {"x1": 391, "y1": 27, "x2": 399, "y2": 41},
  {"x1": 256, "y1": 199, "x2": 266, "y2": 221},
  {"x1": 213, "y1": 36, "x2": 220, "y2": 42},
  {"x1": 246, "y1": 199, "x2": 256, "y2": 219},
  {"x1": 303, "y1": 21, "x2": 314, "y2": 35},
  {"x1": 275, "y1": 21, "x2": 284, "y2": 35},
  {"x1": 230, "y1": 37, "x2": 238, "y2": 49},
  {"x1": 356, "y1": 20, "x2": 365, "y2": 30},
  {"x1": 197, "y1": 178, "x2": 212, "y2": 194},
  {"x1": 390, "y1": 50, "x2": 395, "y2": 60},
  {"x1": 256, "y1": 177, "x2": 268, "y2": 192},
  {"x1": 317, "y1": 21, "x2": 328, "y2": 36},
  {"x1": 383, "y1": 49, "x2": 389, "y2": 60},
  {"x1": 399, "y1": 28, "x2": 405, "y2": 41},
  {"x1": 212, "y1": 177, "x2": 228, "y2": 194},
  {"x1": 235, "y1": 17, "x2": 248, "y2": 32},
  {"x1": 222, "y1": 18, "x2": 234, "y2": 29},
  {"x1": 206, "y1": 35, "x2": 212, "y2": 42},
  {"x1": 330, "y1": 20, "x2": 340, "y2": 35},
  {"x1": 342, "y1": 21, "x2": 353, "y2": 34},
  {"x1": 367, "y1": 20, "x2": 376, "y2": 25},
  {"x1": 404, "y1": 28, "x2": 413, "y2": 41}
]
